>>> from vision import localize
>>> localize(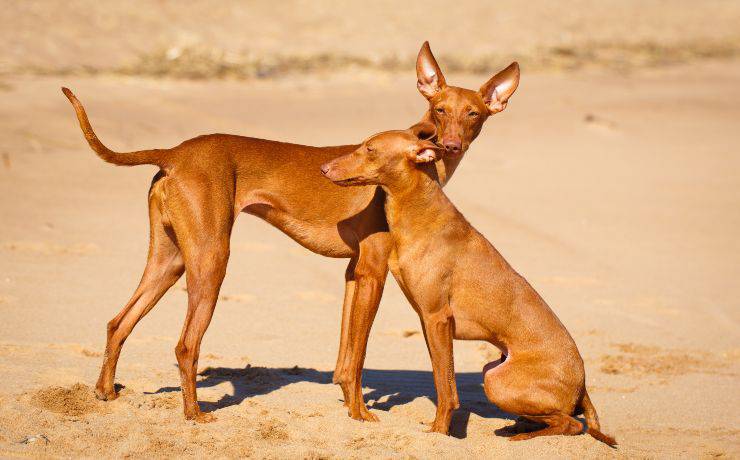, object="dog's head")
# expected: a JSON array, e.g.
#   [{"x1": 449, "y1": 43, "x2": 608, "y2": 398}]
[
  {"x1": 321, "y1": 121, "x2": 443, "y2": 188},
  {"x1": 416, "y1": 41, "x2": 520, "y2": 156}
]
